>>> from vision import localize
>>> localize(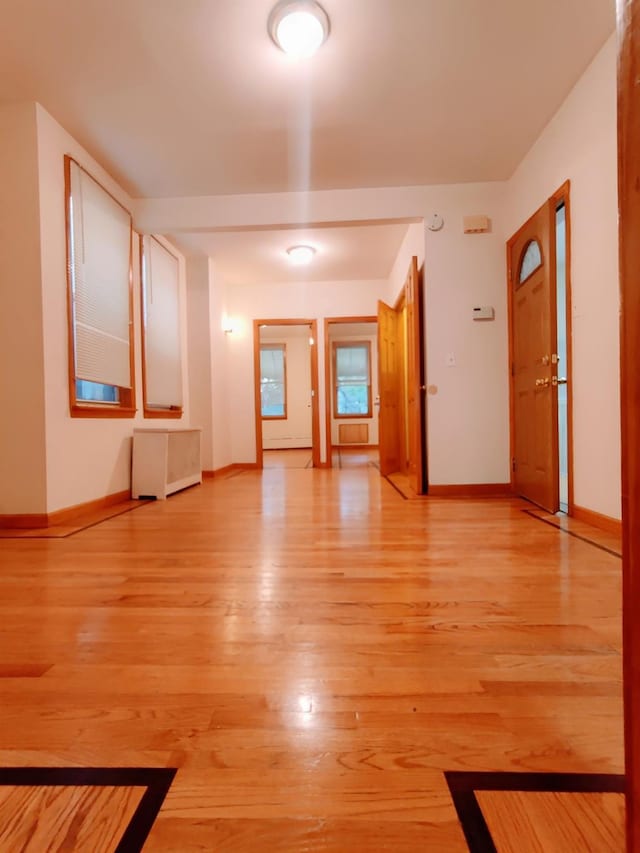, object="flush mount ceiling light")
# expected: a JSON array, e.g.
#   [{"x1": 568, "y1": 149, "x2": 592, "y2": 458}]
[
  {"x1": 268, "y1": 0, "x2": 330, "y2": 58},
  {"x1": 286, "y1": 244, "x2": 316, "y2": 265}
]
